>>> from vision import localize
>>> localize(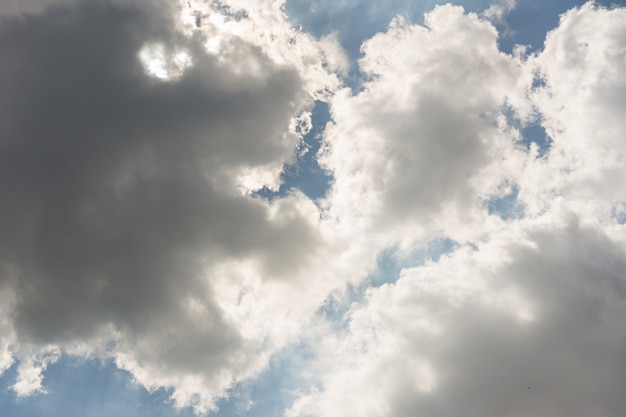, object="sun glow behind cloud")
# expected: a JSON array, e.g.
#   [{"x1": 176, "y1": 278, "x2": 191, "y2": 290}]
[{"x1": 139, "y1": 43, "x2": 193, "y2": 80}]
